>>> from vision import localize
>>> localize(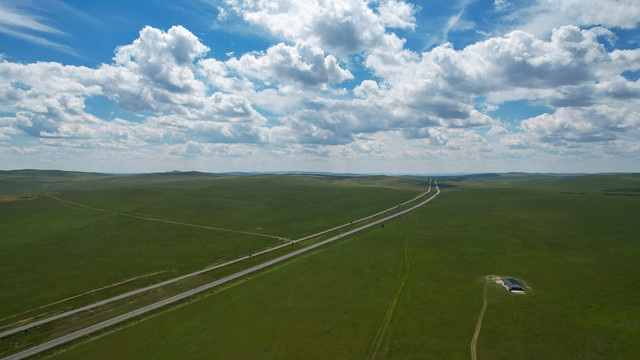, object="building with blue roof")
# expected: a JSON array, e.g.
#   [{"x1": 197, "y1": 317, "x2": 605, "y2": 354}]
[{"x1": 501, "y1": 278, "x2": 524, "y2": 292}]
